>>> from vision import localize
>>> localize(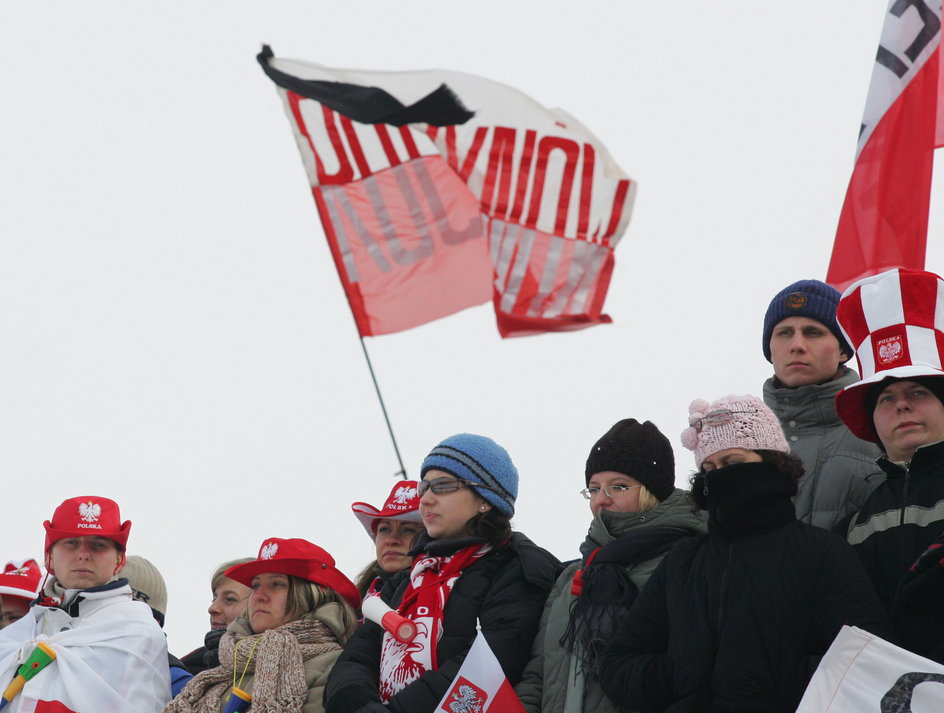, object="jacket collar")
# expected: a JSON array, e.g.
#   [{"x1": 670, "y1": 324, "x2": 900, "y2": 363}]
[
  {"x1": 877, "y1": 438, "x2": 944, "y2": 479},
  {"x1": 763, "y1": 366, "x2": 860, "y2": 428},
  {"x1": 37, "y1": 578, "x2": 131, "y2": 616}
]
